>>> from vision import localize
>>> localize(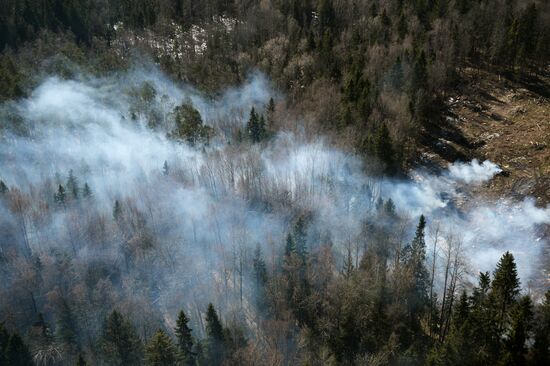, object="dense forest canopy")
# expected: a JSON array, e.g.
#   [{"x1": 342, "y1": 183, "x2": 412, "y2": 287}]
[{"x1": 0, "y1": 1, "x2": 549, "y2": 365}]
